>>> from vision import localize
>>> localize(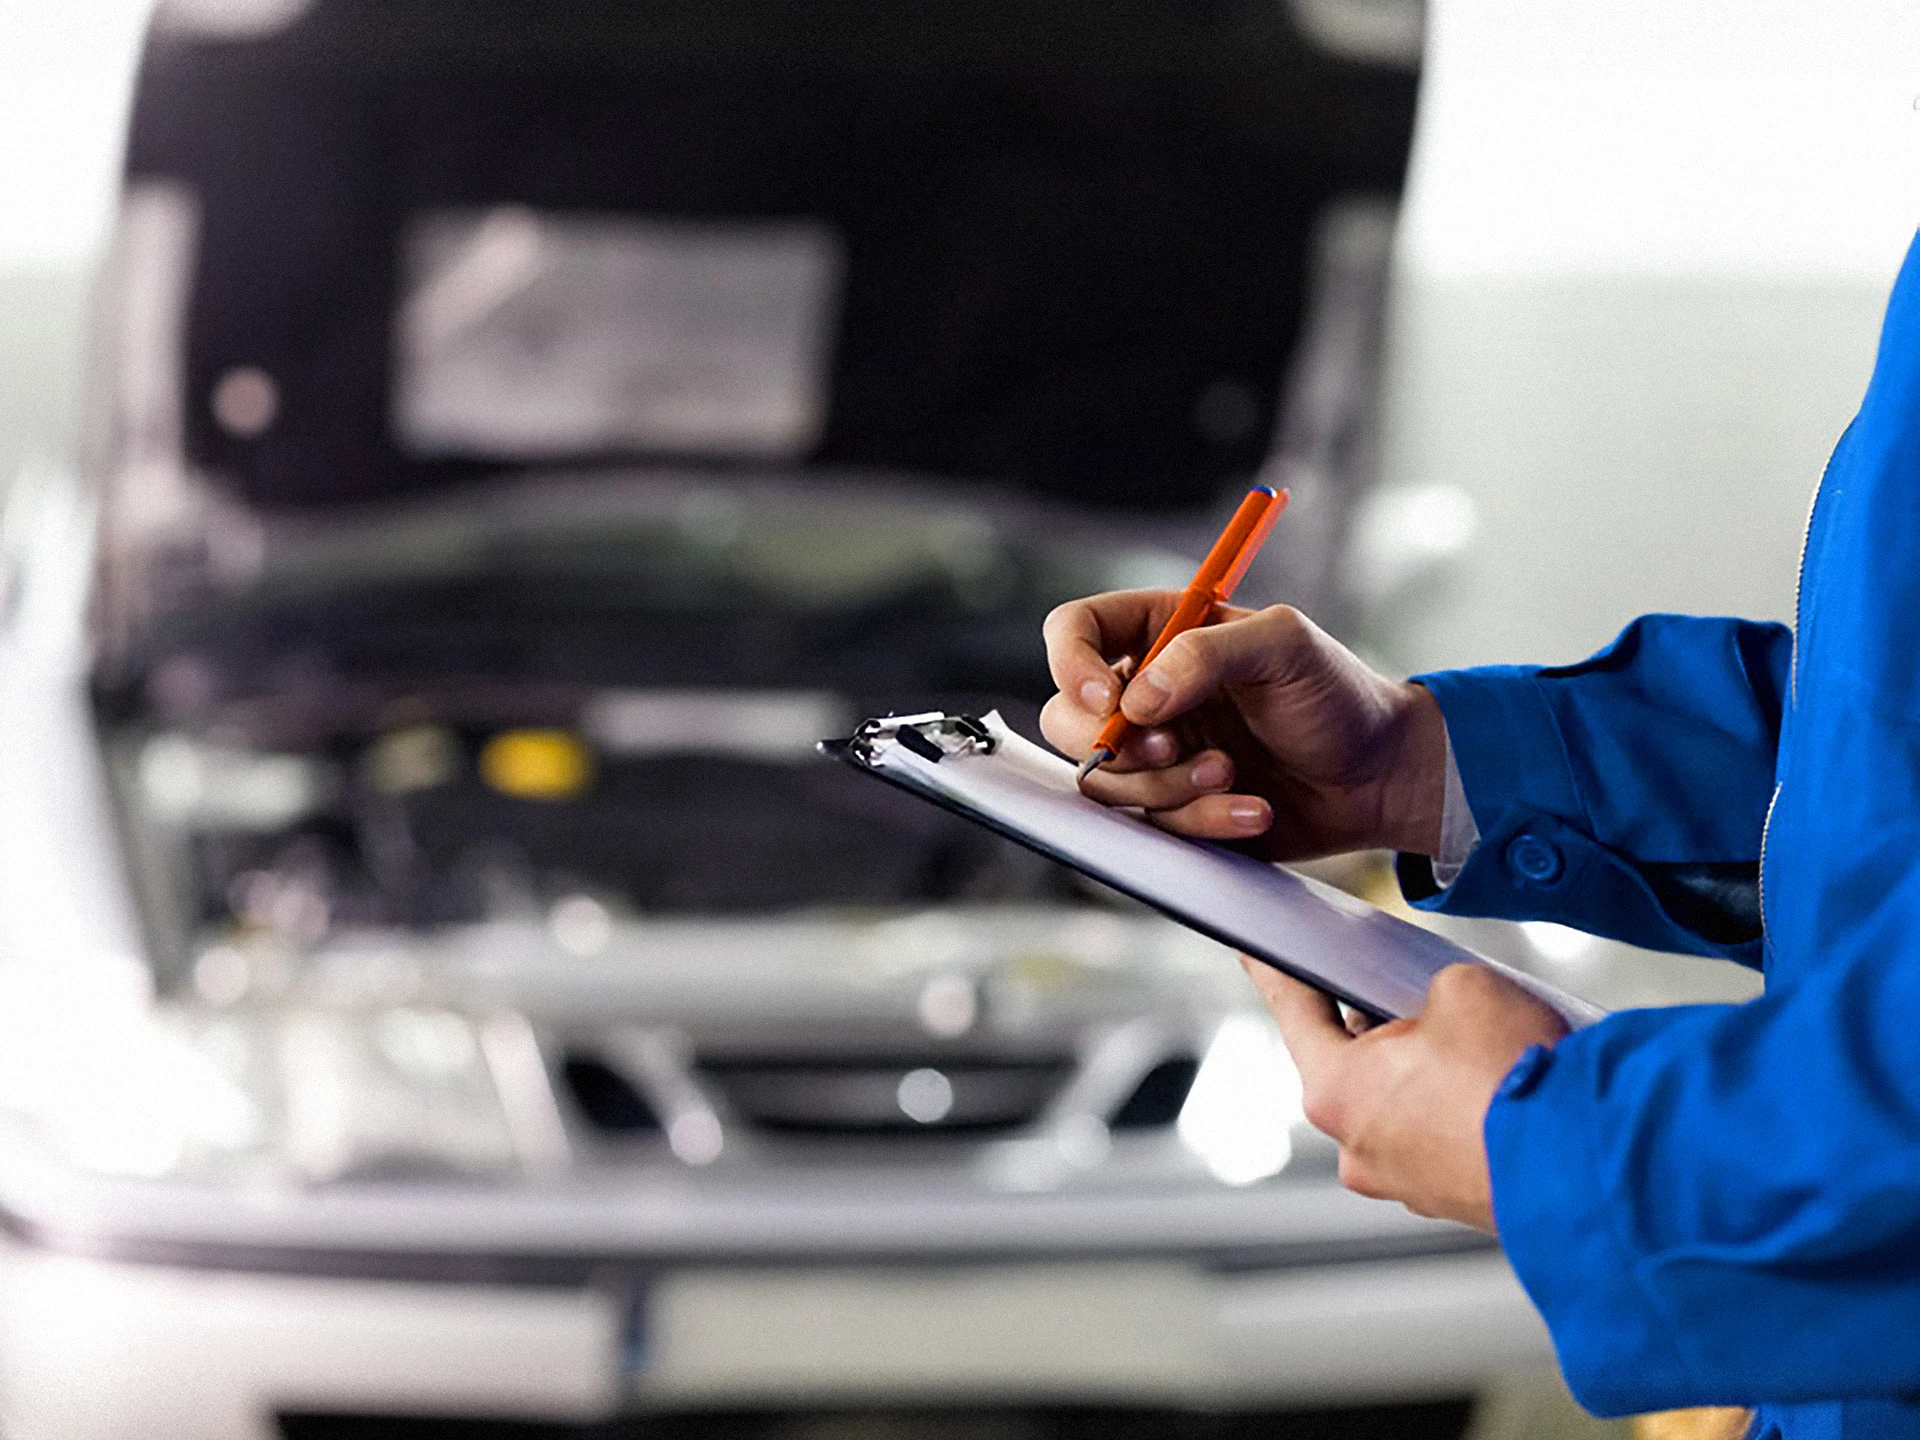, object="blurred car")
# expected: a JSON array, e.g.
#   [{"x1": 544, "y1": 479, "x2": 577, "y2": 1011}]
[{"x1": 0, "y1": 2, "x2": 1566, "y2": 1438}]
